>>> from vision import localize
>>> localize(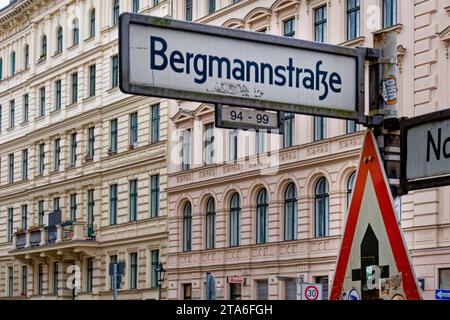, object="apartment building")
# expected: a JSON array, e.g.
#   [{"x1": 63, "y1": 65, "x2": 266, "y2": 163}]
[
  {"x1": 166, "y1": 0, "x2": 450, "y2": 300},
  {"x1": 0, "y1": 0, "x2": 170, "y2": 300},
  {"x1": 1, "y1": 0, "x2": 449, "y2": 301}
]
